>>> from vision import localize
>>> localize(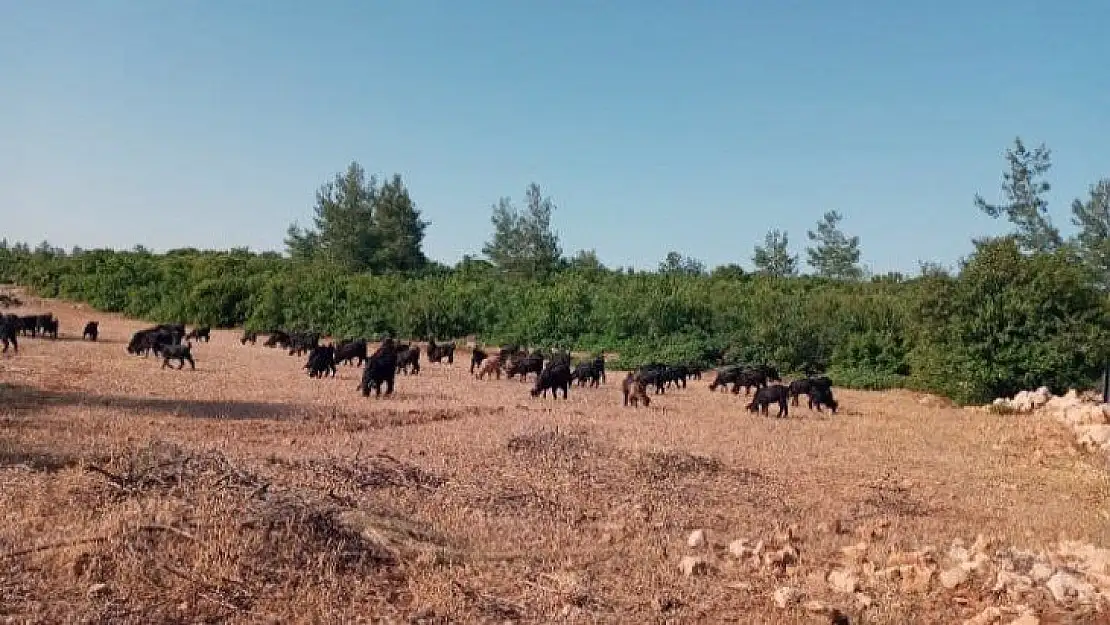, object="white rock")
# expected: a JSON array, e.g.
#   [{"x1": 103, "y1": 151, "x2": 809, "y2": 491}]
[
  {"x1": 1006, "y1": 613, "x2": 1039, "y2": 625},
  {"x1": 1055, "y1": 540, "x2": 1110, "y2": 575},
  {"x1": 1074, "y1": 425, "x2": 1110, "y2": 452},
  {"x1": 773, "y1": 586, "x2": 801, "y2": 609},
  {"x1": 1045, "y1": 570, "x2": 1097, "y2": 605},
  {"x1": 679, "y1": 555, "x2": 708, "y2": 577},
  {"x1": 827, "y1": 569, "x2": 860, "y2": 594},
  {"x1": 854, "y1": 592, "x2": 873, "y2": 609},
  {"x1": 687, "y1": 529, "x2": 707, "y2": 548},
  {"x1": 728, "y1": 539, "x2": 754, "y2": 559},
  {"x1": 939, "y1": 566, "x2": 970, "y2": 589},
  {"x1": 1029, "y1": 562, "x2": 1054, "y2": 582},
  {"x1": 993, "y1": 570, "x2": 1033, "y2": 597},
  {"x1": 87, "y1": 583, "x2": 108, "y2": 597}
]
